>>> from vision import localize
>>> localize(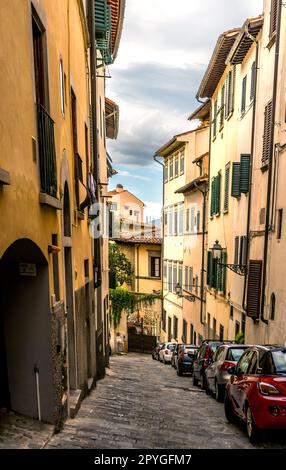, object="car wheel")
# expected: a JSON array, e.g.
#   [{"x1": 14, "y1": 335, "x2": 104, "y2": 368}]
[
  {"x1": 246, "y1": 405, "x2": 261, "y2": 443},
  {"x1": 177, "y1": 367, "x2": 182, "y2": 376},
  {"x1": 224, "y1": 393, "x2": 235, "y2": 423},
  {"x1": 193, "y1": 374, "x2": 199, "y2": 386},
  {"x1": 215, "y1": 380, "x2": 224, "y2": 402}
]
